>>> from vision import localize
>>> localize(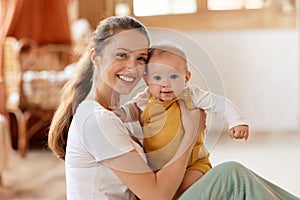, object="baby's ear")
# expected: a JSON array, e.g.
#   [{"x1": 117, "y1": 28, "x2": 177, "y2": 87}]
[{"x1": 185, "y1": 71, "x2": 191, "y2": 82}]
